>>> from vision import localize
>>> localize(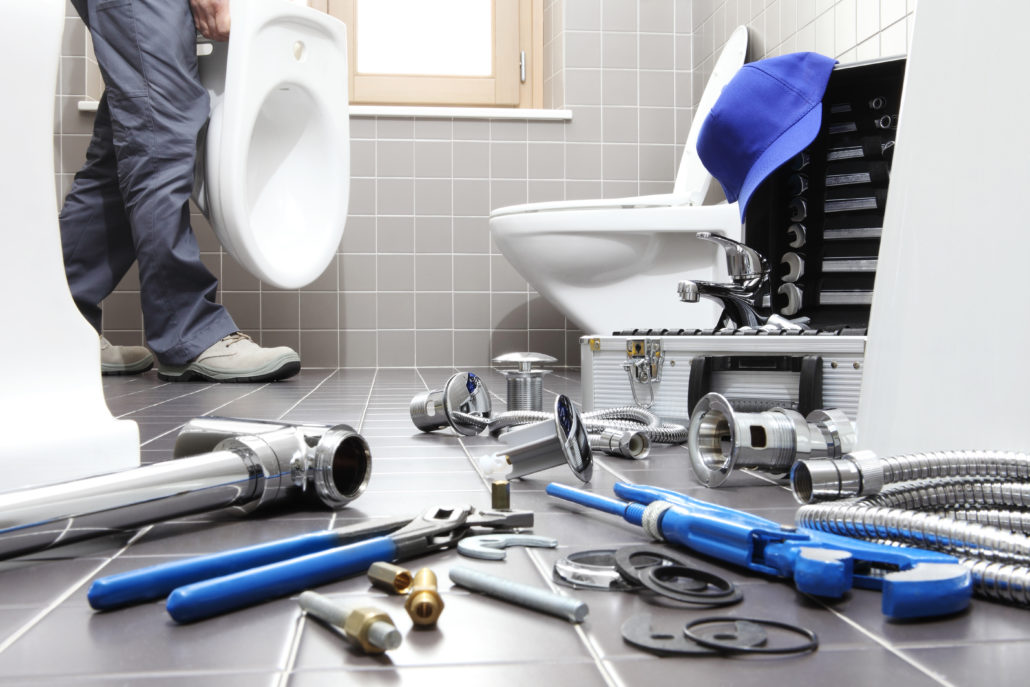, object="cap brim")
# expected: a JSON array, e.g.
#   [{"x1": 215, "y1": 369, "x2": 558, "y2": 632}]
[{"x1": 735, "y1": 104, "x2": 824, "y2": 220}]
